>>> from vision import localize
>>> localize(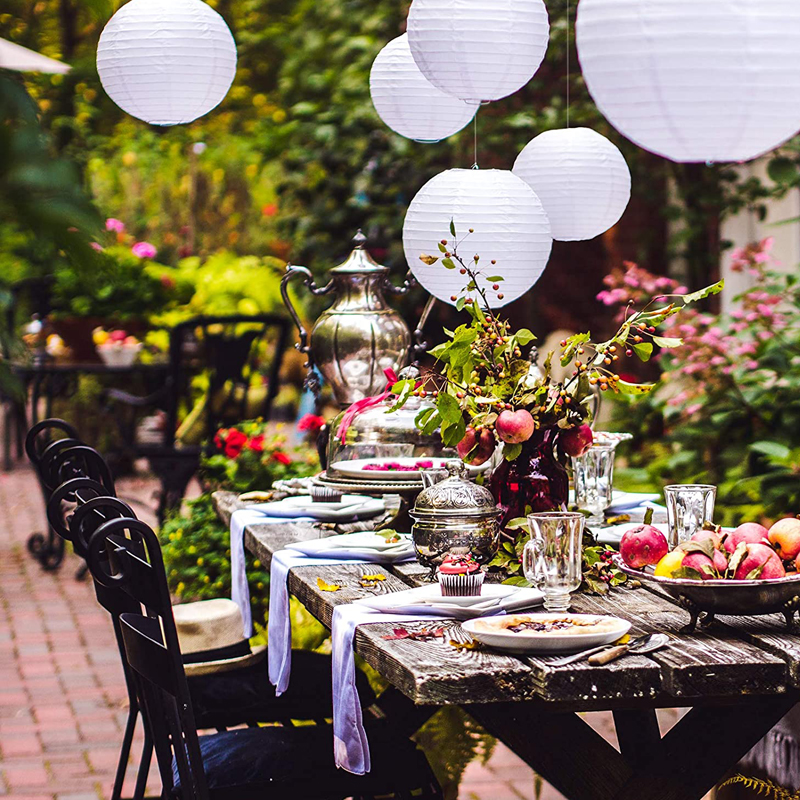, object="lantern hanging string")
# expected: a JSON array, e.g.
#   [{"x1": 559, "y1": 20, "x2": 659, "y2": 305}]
[{"x1": 472, "y1": 113, "x2": 478, "y2": 169}]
